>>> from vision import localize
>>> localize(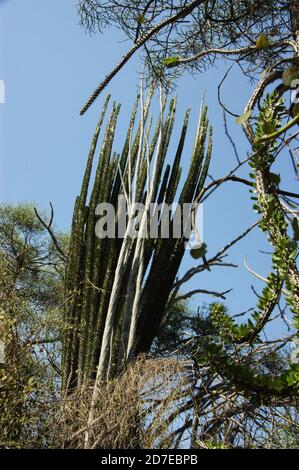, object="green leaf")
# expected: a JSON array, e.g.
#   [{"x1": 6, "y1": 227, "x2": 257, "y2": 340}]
[
  {"x1": 190, "y1": 242, "x2": 207, "y2": 260},
  {"x1": 261, "y1": 120, "x2": 276, "y2": 135},
  {"x1": 162, "y1": 56, "x2": 180, "y2": 67},
  {"x1": 291, "y1": 103, "x2": 299, "y2": 118},
  {"x1": 136, "y1": 14, "x2": 146, "y2": 24},
  {"x1": 292, "y1": 217, "x2": 299, "y2": 241},
  {"x1": 256, "y1": 34, "x2": 271, "y2": 50},
  {"x1": 235, "y1": 110, "x2": 252, "y2": 125}
]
